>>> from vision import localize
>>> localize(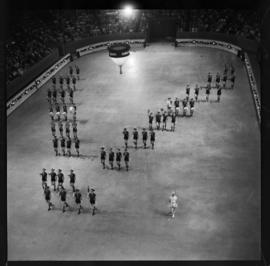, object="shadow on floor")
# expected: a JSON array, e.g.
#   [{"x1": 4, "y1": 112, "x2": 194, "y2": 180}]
[
  {"x1": 78, "y1": 119, "x2": 89, "y2": 124},
  {"x1": 153, "y1": 209, "x2": 172, "y2": 218}
]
